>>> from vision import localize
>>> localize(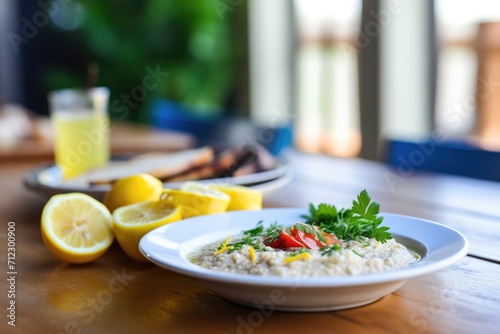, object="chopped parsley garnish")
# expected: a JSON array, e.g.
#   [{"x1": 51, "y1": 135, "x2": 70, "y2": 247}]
[
  {"x1": 301, "y1": 190, "x2": 392, "y2": 243},
  {"x1": 288, "y1": 247, "x2": 310, "y2": 257},
  {"x1": 226, "y1": 235, "x2": 264, "y2": 254},
  {"x1": 243, "y1": 220, "x2": 264, "y2": 236},
  {"x1": 262, "y1": 221, "x2": 281, "y2": 243},
  {"x1": 320, "y1": 244, "x2": 341, "y2": 256},
  {"x1": 352, "y1": 250, "x2": 363, "y2": 257},
  {"x1": 220, "y1": 221, "x2": 266, "y2": 254}
]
